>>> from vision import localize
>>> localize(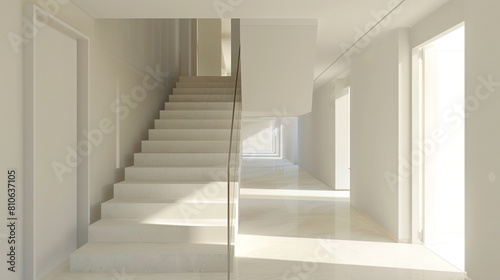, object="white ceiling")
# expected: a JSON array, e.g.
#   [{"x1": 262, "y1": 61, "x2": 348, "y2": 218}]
[{"x1": 71, "y1": 0, "x2": 450, "y2": 89}]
